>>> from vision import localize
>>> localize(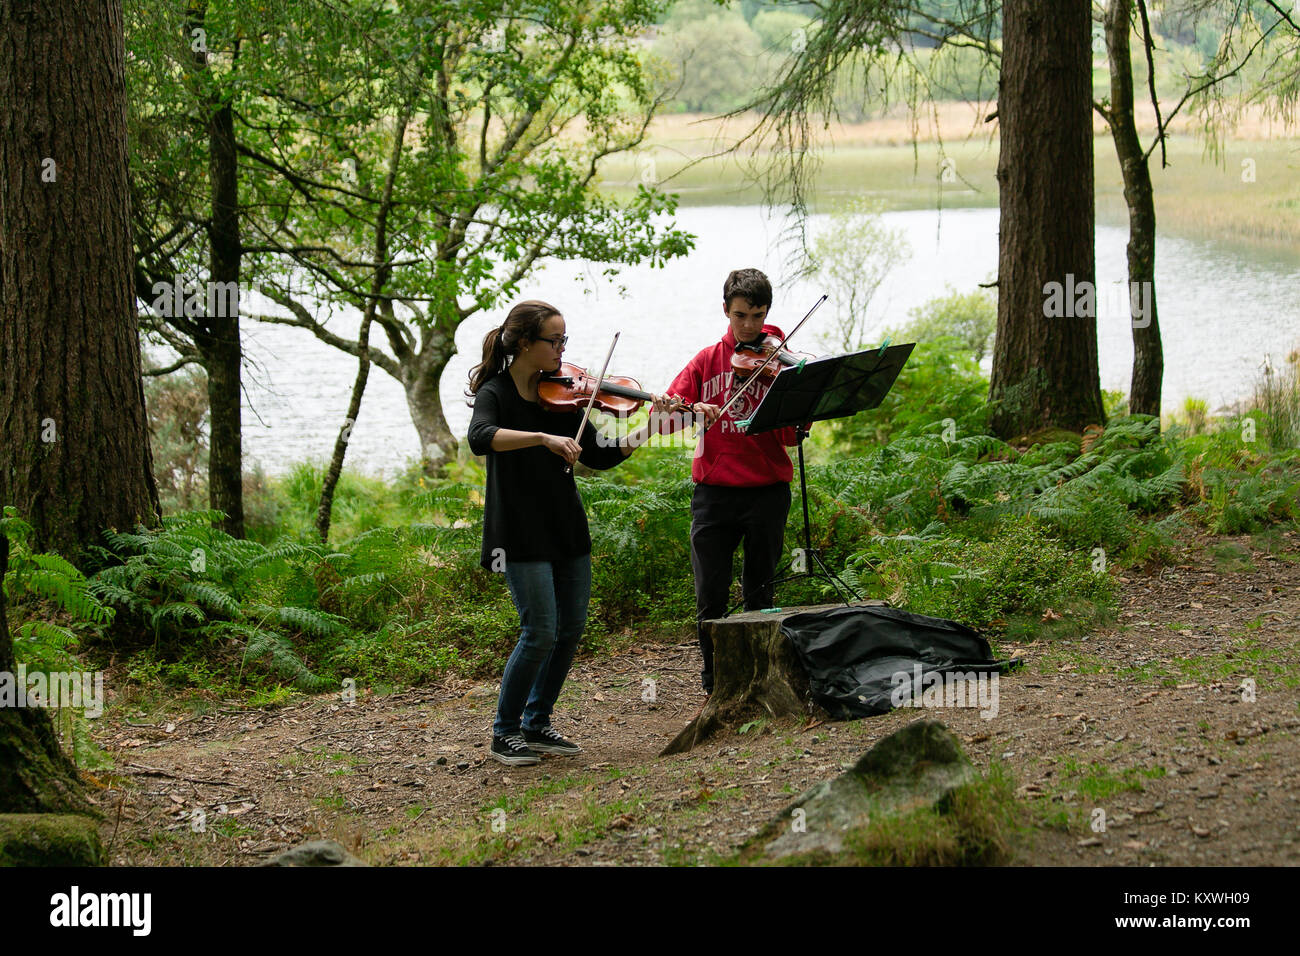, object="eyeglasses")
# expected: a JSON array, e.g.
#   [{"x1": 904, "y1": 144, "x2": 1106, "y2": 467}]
[{"x1": 535, "y1": 335, "x2": 568, "y2": 349}]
